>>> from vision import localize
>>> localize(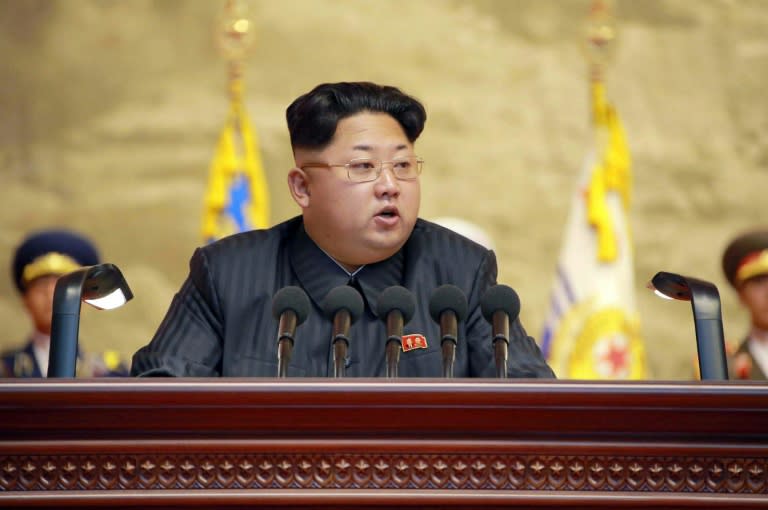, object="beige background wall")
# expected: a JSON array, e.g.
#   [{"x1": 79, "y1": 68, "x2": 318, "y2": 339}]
[{"x1": 1, "y1": 0, "x2": 766, "y2": 379}]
